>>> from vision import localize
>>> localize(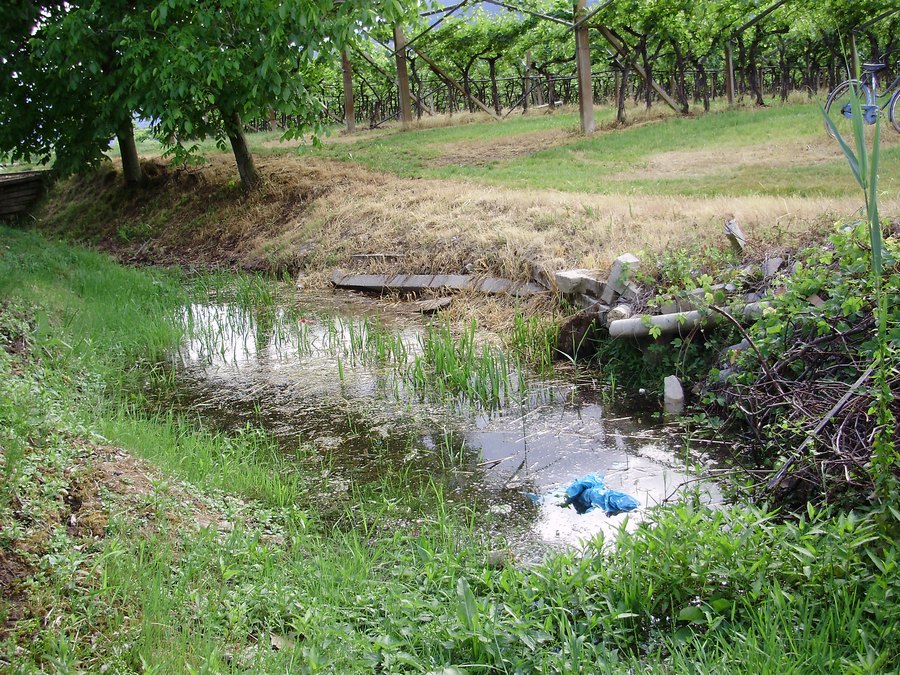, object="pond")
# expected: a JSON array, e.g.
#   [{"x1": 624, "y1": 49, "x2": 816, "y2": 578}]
[{"x1": 169, "y1": 290, "x2": 720, "y2": 558}]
